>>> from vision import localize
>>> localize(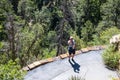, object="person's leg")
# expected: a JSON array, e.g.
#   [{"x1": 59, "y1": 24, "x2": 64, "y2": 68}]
[
  {"x1": 68, "y1": 50, "x2": 72, "y2": 59},
  {"x1": 71, "y1": 54, "x2": 74, "y2": 59},
  {"x1": 71, "y1": 54, "x2": 74, "y2": 60},
  {"x1": 68, "y1": 54, "x2": 71, "y2": 59},
  {"x1": 68, "y1": 47, "x2": 73, "y2": 59},
  {"x1": 72, "y1": 49, "x2": 75, "y2": 59}
]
